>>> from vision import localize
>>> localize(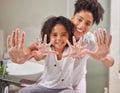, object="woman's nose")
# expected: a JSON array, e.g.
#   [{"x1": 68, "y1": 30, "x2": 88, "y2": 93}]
[{"x1": 77, "y1": 22, "x2": 85, "y2": 29}]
